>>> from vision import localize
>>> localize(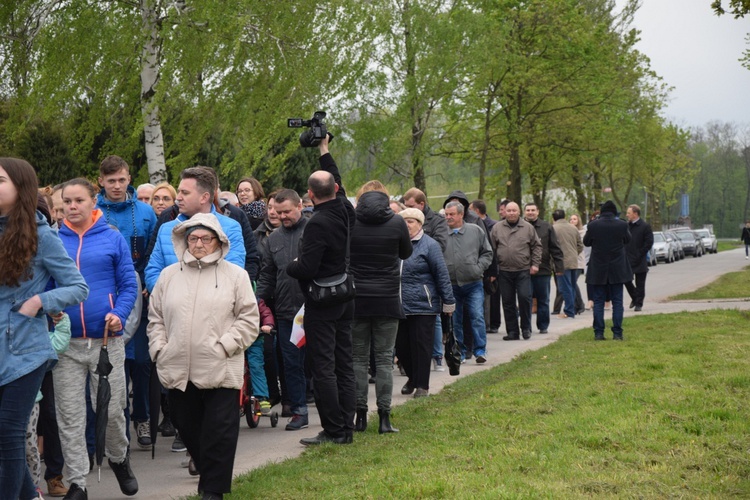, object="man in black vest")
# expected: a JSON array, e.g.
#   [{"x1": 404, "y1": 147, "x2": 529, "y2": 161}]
[{"x1": 624, "y1": 204, "x2": 653, "y2": 312}]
